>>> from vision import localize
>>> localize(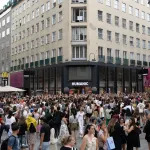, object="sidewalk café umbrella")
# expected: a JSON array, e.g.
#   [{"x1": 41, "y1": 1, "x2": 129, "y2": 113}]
[{"x1": 0, "y1": 86, "x2": 25, "y2": 92}]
